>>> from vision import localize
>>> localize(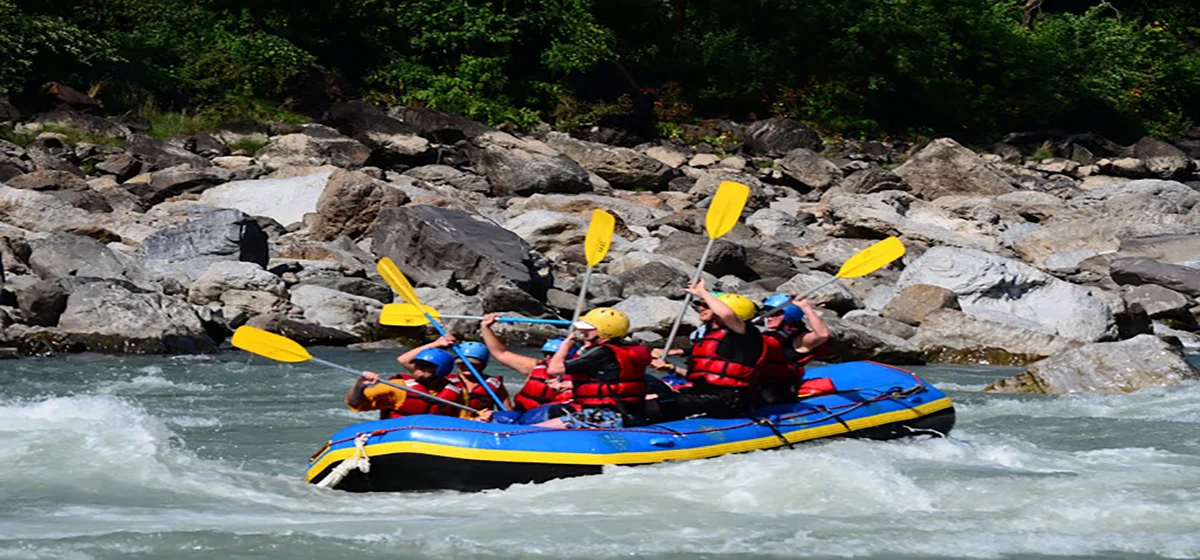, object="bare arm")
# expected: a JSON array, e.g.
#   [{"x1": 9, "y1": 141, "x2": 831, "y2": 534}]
[
  {"x1": 397, "y1": 335, "x2": 455, "y2": 373},
  {"x1": 480, "y1": 314, "x2": 539, "y2": 375},
  {"x1": 345, "y1": 371, "x2": 381, "y2": 410},
  {"x1": 546, "y1": 337, "x2": 577, "y2": 376},
  {"x1": 685, "y1": 278, "x2": 745, "y2": 333},
  {"x1": 793, "y1": 299, "x2": 830, "y2": 352}
]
